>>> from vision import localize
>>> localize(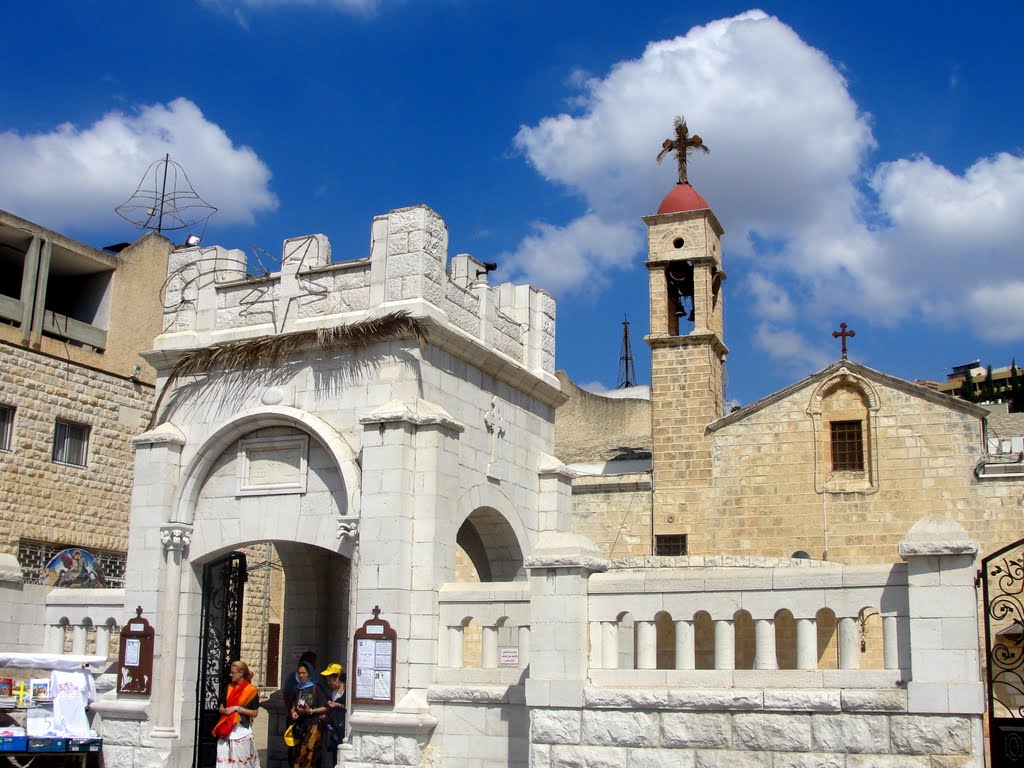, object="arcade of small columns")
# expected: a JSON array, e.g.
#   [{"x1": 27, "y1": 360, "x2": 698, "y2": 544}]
[{"x1": 440, "y1": 613, "x2": 892, "y2": 672}]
